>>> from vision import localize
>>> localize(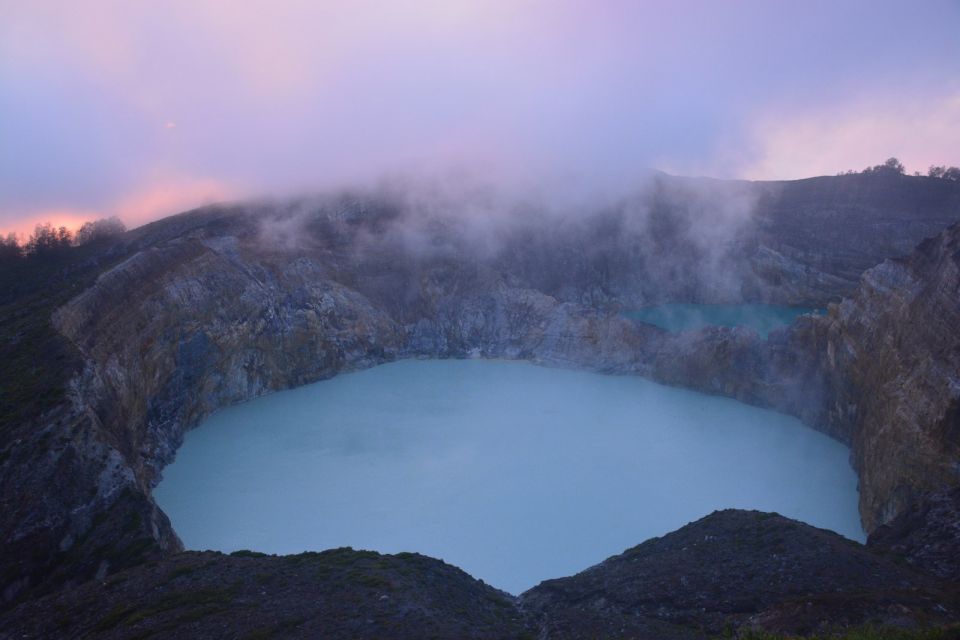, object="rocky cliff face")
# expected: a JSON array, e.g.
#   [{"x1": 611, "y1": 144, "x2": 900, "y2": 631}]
[
  {"x1": 1, "y1": 172, "x2": 960, "y2": 635},
  {"x1": 801, "y1": 225, "x2": 960, "y2": 531},
  {"x1": 750, "y1": 173, "x2": 960, "y2": 295},
  {"x1": 520, "y1": 509, "x2": 959, "y2": 639},
  {"x1": 645, "y1": 222, "x2": 960, "y2": 533}
]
